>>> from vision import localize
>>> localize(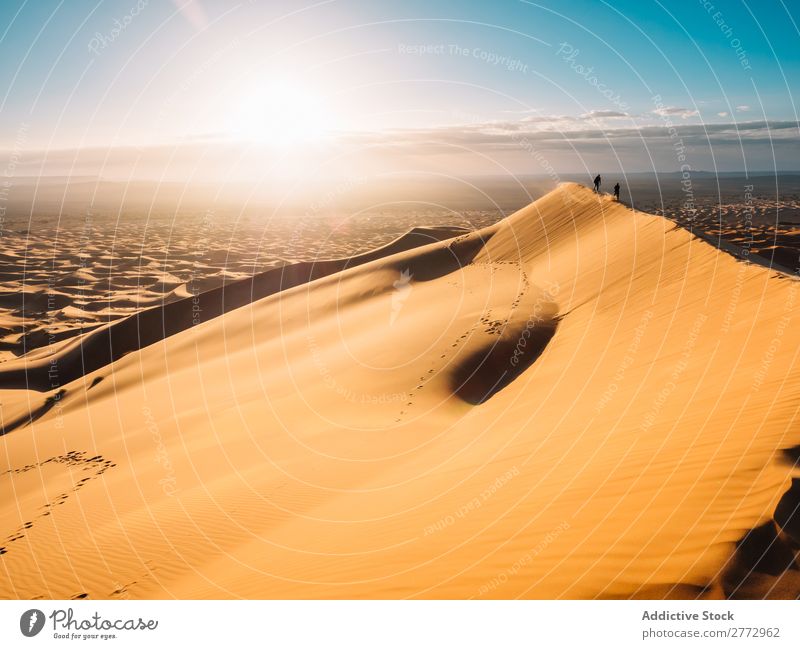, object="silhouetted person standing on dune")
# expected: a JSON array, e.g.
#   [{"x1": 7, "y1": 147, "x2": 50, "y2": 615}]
[
  {"x1": 593, "y1": 175, "x2": 601, "y2": 193},
  {"x1": 614, "y1": 182, "x2": 620, "y2": 200}
]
